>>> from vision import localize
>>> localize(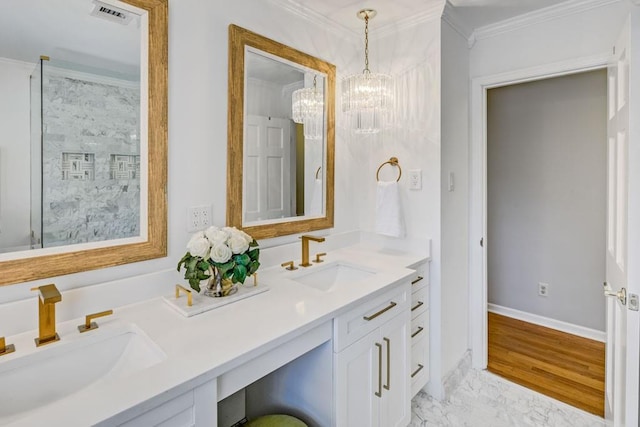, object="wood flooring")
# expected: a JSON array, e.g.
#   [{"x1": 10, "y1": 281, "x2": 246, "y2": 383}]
[{"x1": 488, "y1": 312, "x2": 605, "y2": 417}]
